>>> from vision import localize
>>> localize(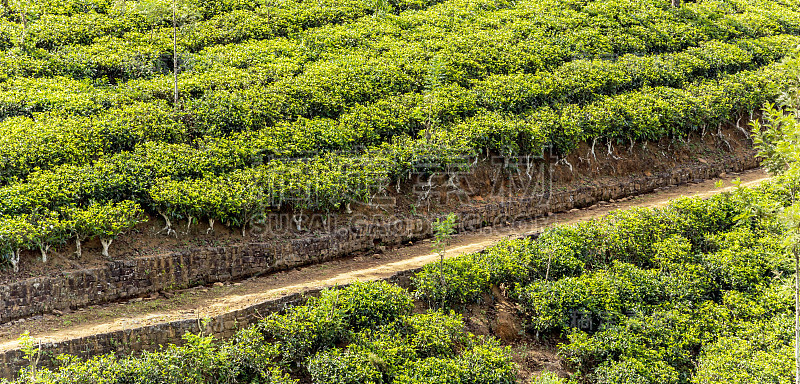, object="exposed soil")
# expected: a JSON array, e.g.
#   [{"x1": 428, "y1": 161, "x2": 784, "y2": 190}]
[
  {"x1": 0, "y1": 124, "x2": 763, "y2": 381},
  {"x1": 0, "y1": 168, "x2": 769, "y2": 358},
  {"x1": 0, "y1": 125, "x2": 752, "y2": 286}
]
